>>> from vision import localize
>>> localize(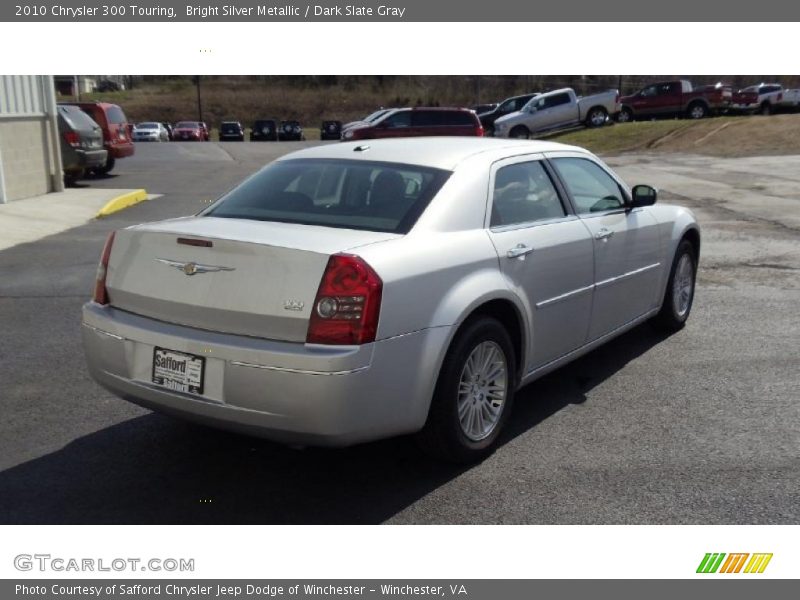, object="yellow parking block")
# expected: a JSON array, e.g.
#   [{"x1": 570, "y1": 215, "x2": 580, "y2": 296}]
[{"x1": 96, "y1": 189, "x2": 149, "y2": 217}]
